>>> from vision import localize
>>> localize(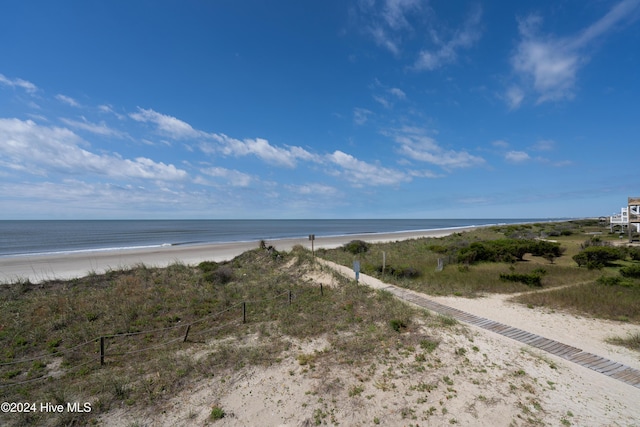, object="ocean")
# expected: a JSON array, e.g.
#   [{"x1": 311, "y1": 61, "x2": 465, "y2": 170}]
[{"x1": 0, "y1": 219, "x2": 558, "y2": 258}]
